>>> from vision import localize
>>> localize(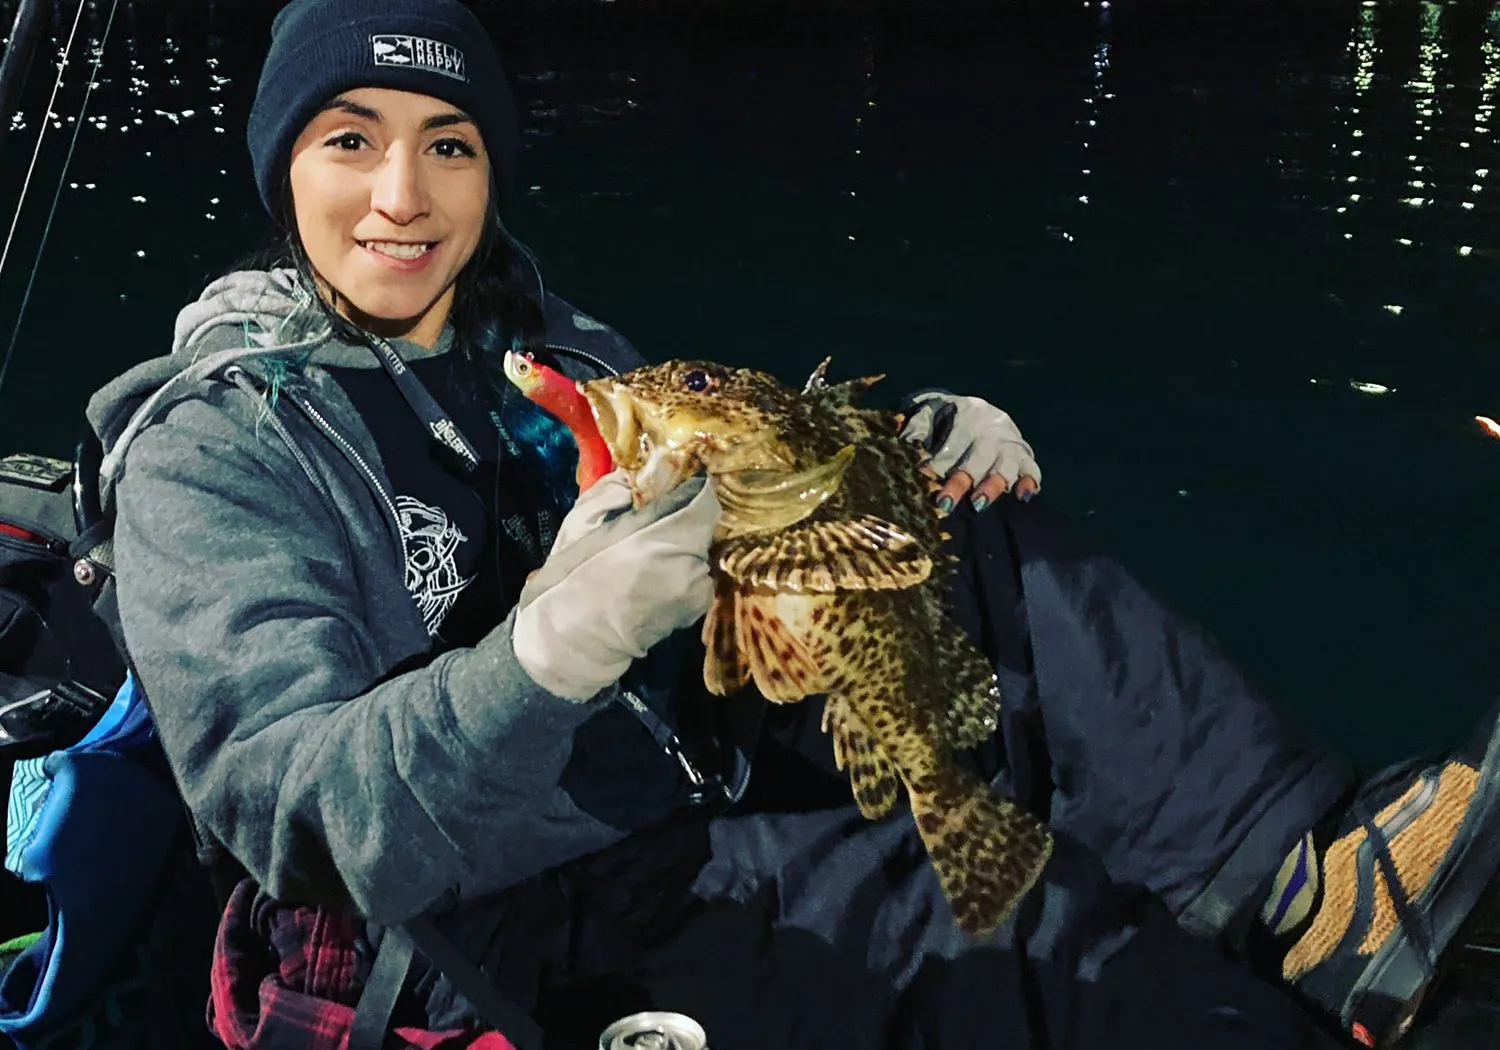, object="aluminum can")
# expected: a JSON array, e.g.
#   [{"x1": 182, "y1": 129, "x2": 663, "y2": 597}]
[{"x1": 598, "y1": 1011, "x2": 709, "y2": 1050}]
